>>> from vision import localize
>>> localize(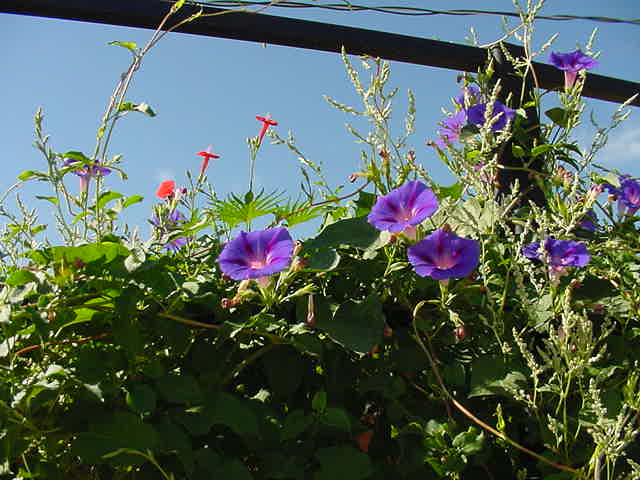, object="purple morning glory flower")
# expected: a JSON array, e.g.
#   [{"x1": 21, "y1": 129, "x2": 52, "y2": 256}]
[
  {"x1": 467, "y1": 101, "x2": 515, "y2": 132},
  {"x1": 216, "y1": 227, "x2": 294, "y2": 281},
  {"x1": 407, "y1": 229, "x2": 480, "y2": 280},
  {"x1": 579, "y1": 210, "x2": 597, "y2": 232},
  {"x1": 603, "y1": 176, "x2": 640, "y2": 217},
  {"x1": 367, "y1": 181, "x2": 439, "y2": 234},
  {"x1": 165, "y1": 236, "x2": 188, "y2": 252},
  {"x1": 435, "y1": 110, "x2": 467, "y2": 148},
  {"x1": 454, "y1": 85, "x2": 481, "y2": 108},
  {"x1": 64, "y1": 158, "x2": 111, "y2": 192},
  {"x1": 549, "y1": 50, "x2": 598, "y2": 88},
  {"x1": 522, "y1": 238, "x2": 590, "y2": 271}
]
